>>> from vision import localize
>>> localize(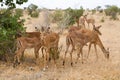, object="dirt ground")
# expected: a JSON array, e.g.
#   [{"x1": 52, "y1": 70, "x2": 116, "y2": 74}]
[{"x1": 0, "y1": 12, "x2": 120, "y2": 80}]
